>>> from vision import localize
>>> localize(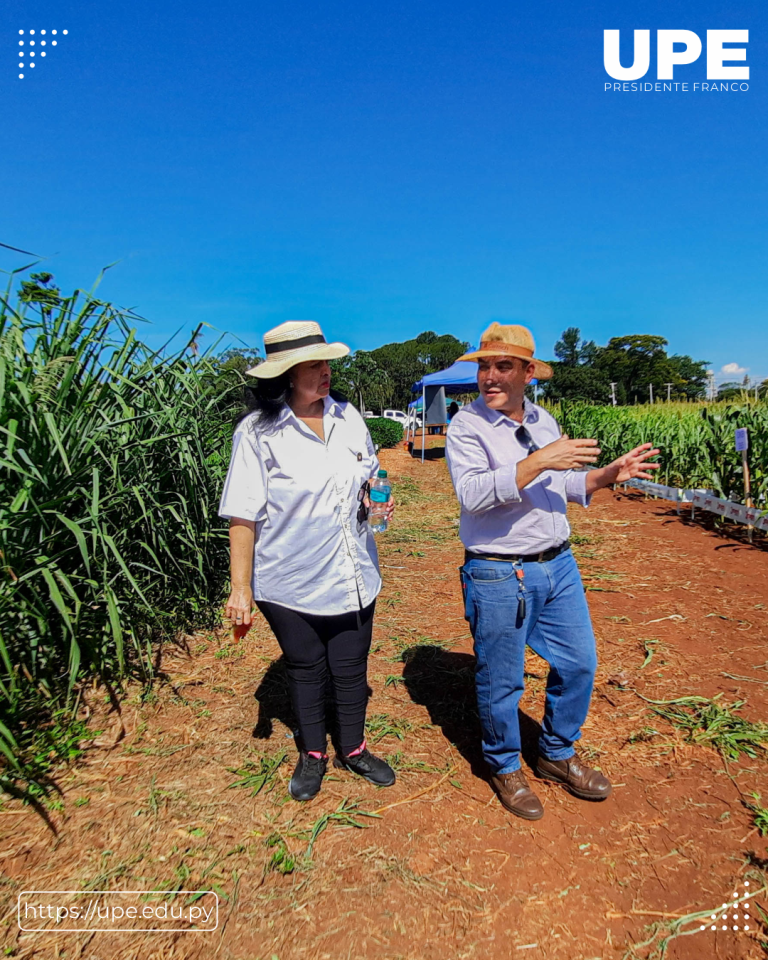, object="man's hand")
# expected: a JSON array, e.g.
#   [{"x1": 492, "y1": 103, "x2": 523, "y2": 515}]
[
  {"x1": 602, "y1": 443, "x2": 661, "y2": 484},
  {"x1": 516, "y1": 435, "x2": 600, "y2": 490},
  {"x1": 585, "y1": 442, "x2": 661, "y2": 495},
  {"x1": 536, "y1": 435, "x2": 601, "y2": 471}
]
